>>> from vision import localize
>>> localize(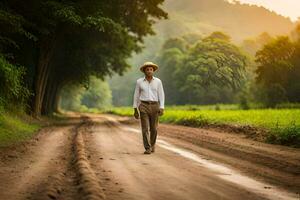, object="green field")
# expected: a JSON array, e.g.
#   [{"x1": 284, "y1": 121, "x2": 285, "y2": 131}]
[{"x1": 106, "y1": 105, "x2": 300, "y2": 147}]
